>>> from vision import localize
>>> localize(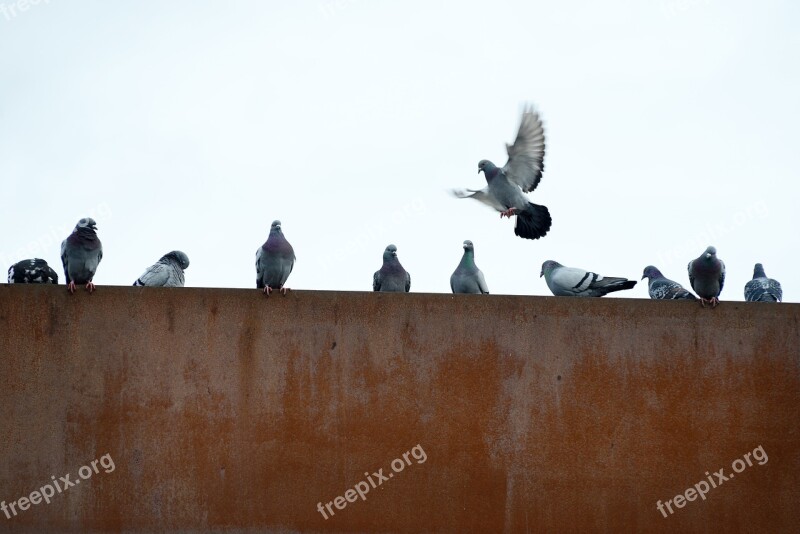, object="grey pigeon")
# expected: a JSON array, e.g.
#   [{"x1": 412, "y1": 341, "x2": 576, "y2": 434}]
[
  {"x1": 7, "y1": 258, "x2": 58, "y2": 284},
  {"x1": 540, "y1": 260, "x2": 636, "y2": 297},
  {"x1": 61, "y1": 217, "x2": 102, "y2": 294},
  {"x1": 687, "y1": 246, "x2": 725, "y2": 308},
  {"x1": 452, "y1": 105, "x2": 552, "y2": 240},
  {"x1": 133, "y1": 251, "x2": 190, "y2": 287},
  {"x1": 641, "y1": 266, "x2": 696, "y2": 300},
  {"x1": 744, "y1": 263, "x2": 782, "y2": 302},
  {"x1": 256, "y1": 220, "x2": 296, "y2": 296},
  {"x1": 373, "y1": 244, "x2": 410, "y2": 292},
  {"x1": 450, "y1": 240, "x2": 489, "y2": 294}
]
